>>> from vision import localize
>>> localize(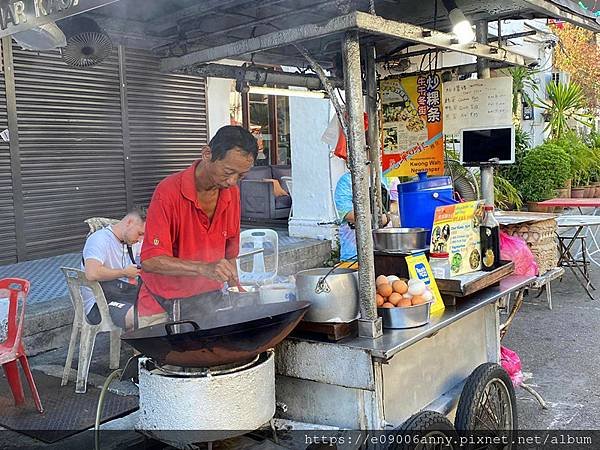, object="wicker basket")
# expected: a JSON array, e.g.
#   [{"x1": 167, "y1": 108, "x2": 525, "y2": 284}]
[{"x1": 502, "y1": 218, "x2": 558, "y2": 276}]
